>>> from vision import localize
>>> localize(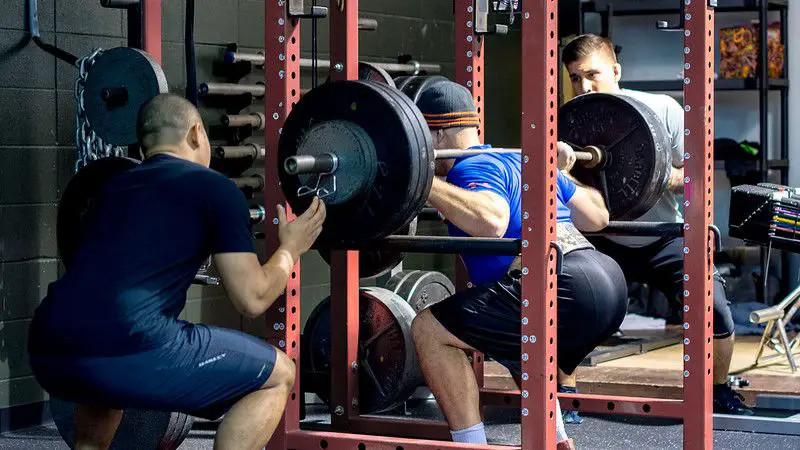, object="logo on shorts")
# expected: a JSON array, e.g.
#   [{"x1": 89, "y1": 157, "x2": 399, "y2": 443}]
[
  {"x1": 198, "y1": 353, "x2": 227, "y2": 367},
  {"x1": 468, "y1": 182, "x2": 491, "y2": 189}
]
